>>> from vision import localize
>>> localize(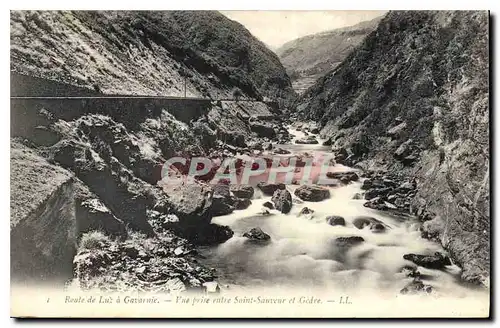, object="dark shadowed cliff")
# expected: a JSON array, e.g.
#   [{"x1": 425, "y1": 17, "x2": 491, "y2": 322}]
[{"x1": 294, "y1": 11, "x2": 489, "y2": 286}]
